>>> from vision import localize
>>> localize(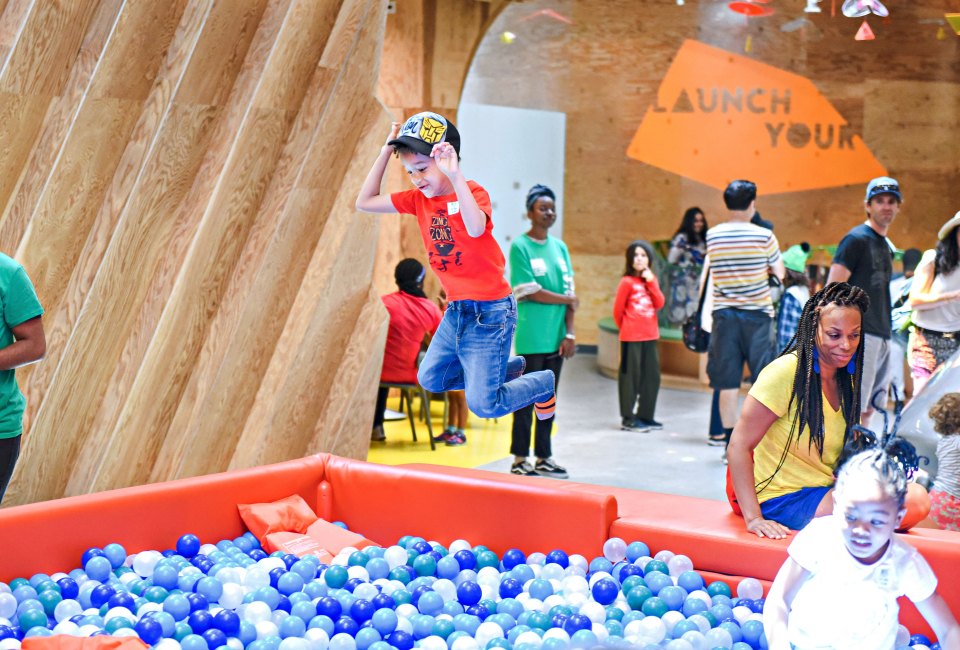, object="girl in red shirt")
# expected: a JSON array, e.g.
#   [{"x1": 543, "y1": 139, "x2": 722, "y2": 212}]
[{"x1": 613, "y1": 240, "x2": 665, "y2": 432}]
